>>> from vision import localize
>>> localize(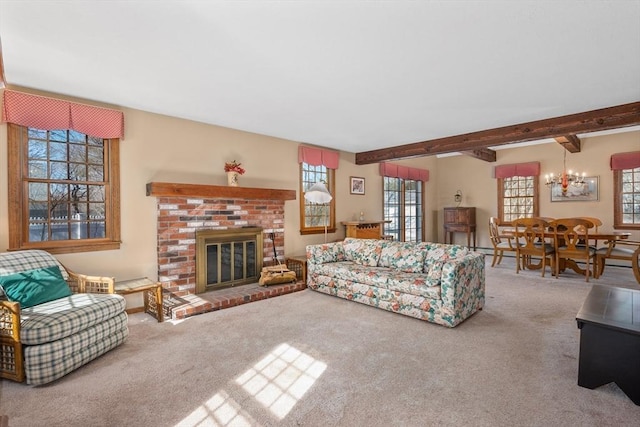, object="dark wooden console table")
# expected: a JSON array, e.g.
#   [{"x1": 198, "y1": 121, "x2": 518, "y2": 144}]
[
  {"x1": 443, "y1": 207, "x2": 476, "y2": 250},
  {"x1": 576, "y1": 284, "x2": 640, "y2": 405}
]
